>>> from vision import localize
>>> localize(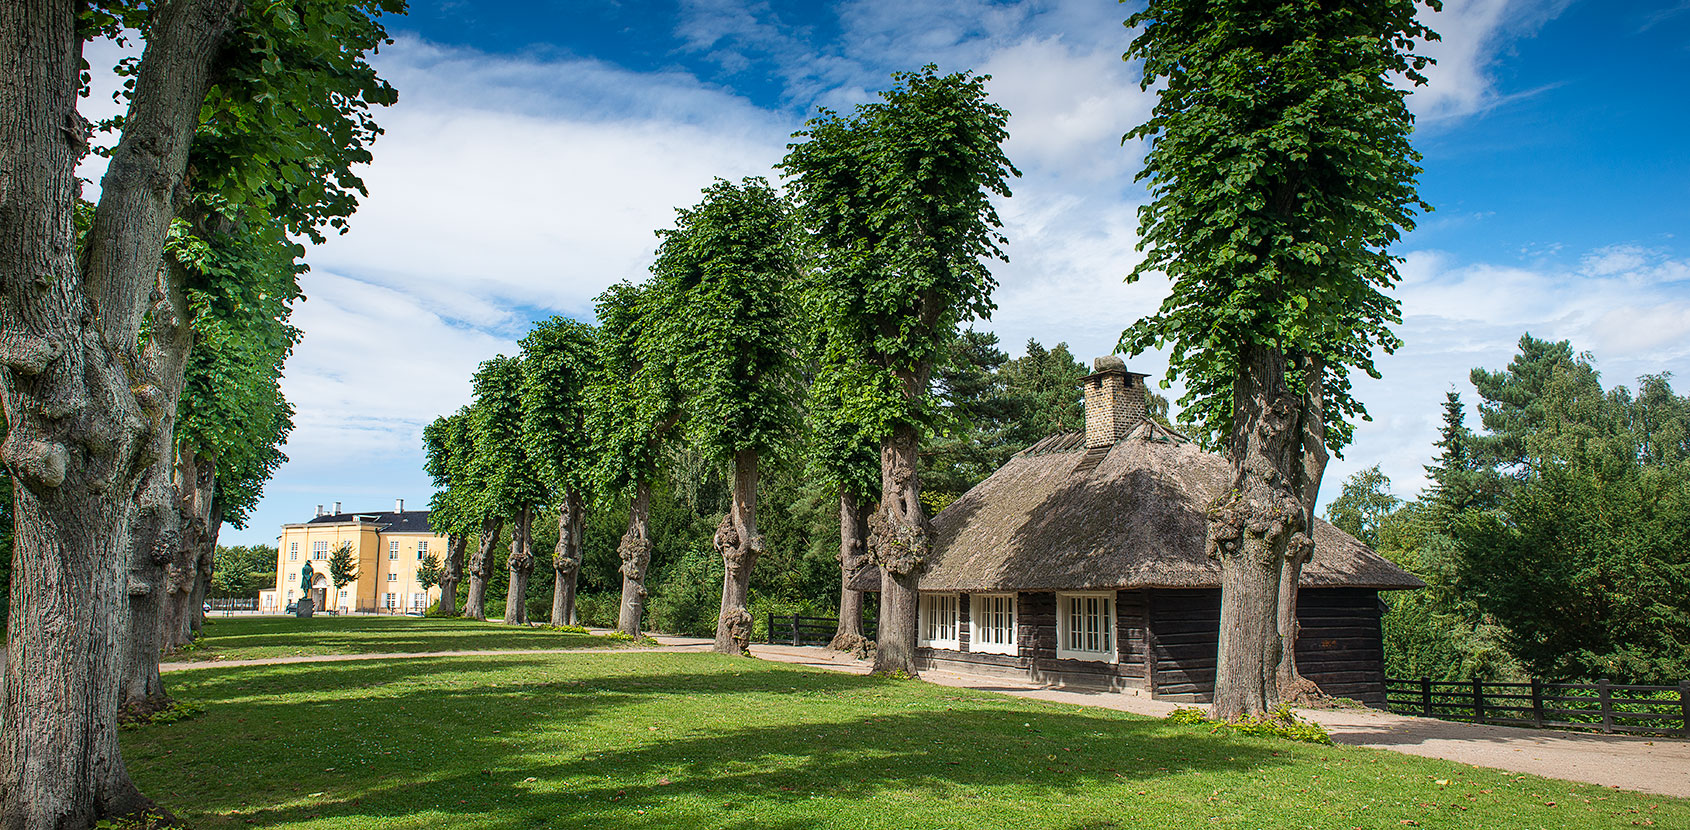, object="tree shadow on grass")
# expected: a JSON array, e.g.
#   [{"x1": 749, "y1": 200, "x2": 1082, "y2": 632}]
[{"x1": 128, "y1": 655, "x2": 1286, "y2": 830}]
